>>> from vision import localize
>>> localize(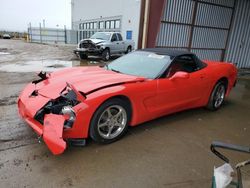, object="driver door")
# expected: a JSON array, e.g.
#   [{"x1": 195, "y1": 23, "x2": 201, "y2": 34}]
[
  {"x1": 156, "y1": 55, "x2": 209, "y2": 115},
  {"x1": 110, "y1": 33, "x2": 119, "y2": 53}
]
